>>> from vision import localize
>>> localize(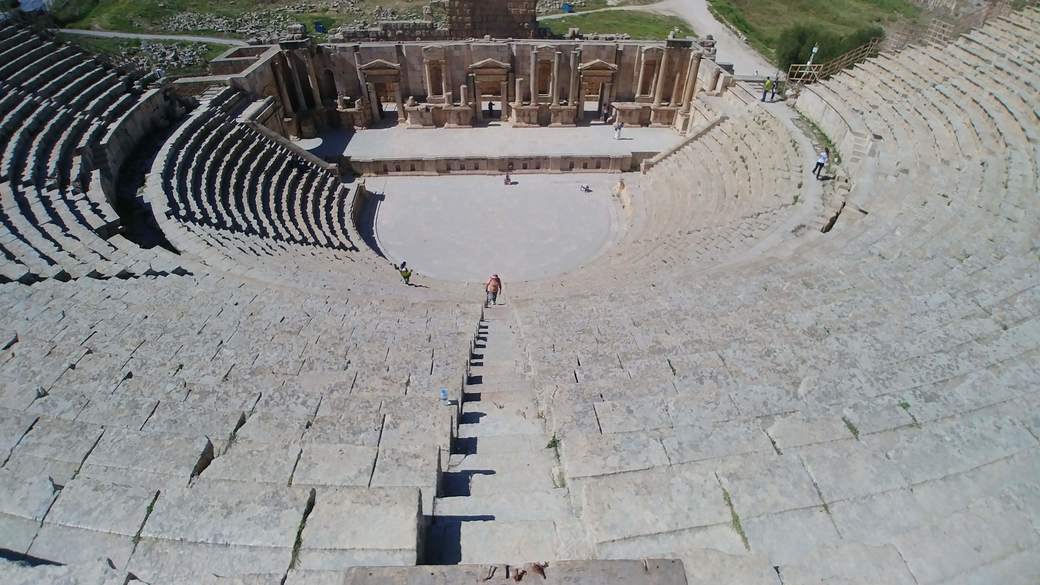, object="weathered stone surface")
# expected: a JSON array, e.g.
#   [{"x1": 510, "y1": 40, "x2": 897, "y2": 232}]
[
  {"x1": 4, "y1": 418, "x2": 103, "y2": 486},
  {"x1": 0, "y1": 468, "x2": 57, "y2": 553},
  {"x1": 293, "y1": 443, "x2": 378, "y2": 487},
  {"x1": 561, "y1": 431, "x2": 668, "y2": 478},
  {"x1": 716, "y1": 454, "x2": 822, "y2": 519},
  {"x1": 342, "y1": 559, "x2": 689, "y2": 584},
  {"x1": 79, "y1": 428, "x2": 213, "y2": 489},
  {"x1": 297, "y1": 486, "x2": 420, "y2": 571},
  {"x1": 0, "y1": 557, "x2": 126, "y2": 585},
  {"x1": 29, "y1": 477, "x2": 157, "y2": 567},
  {"x1": 201, "y1": 441, "x2": 300, "y2": 485},
  {"x1": 581, "y1": 464, "x2": 730, "y2": 544}
]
